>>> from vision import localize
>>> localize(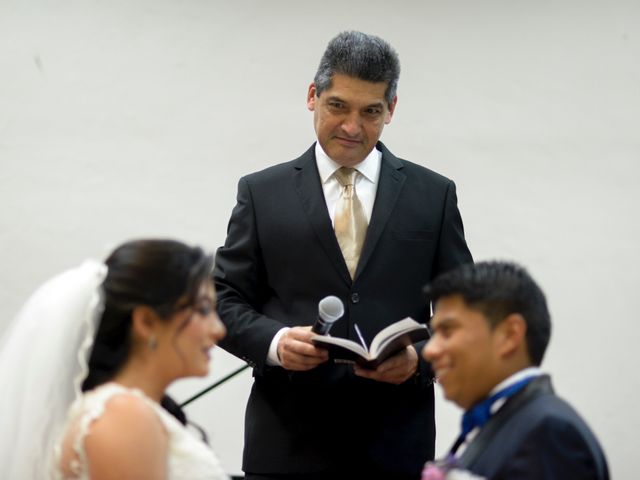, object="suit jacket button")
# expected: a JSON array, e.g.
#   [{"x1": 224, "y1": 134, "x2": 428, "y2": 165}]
[{"x1": 351, "y1": 293, "x2": 360, "y2": 304}]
